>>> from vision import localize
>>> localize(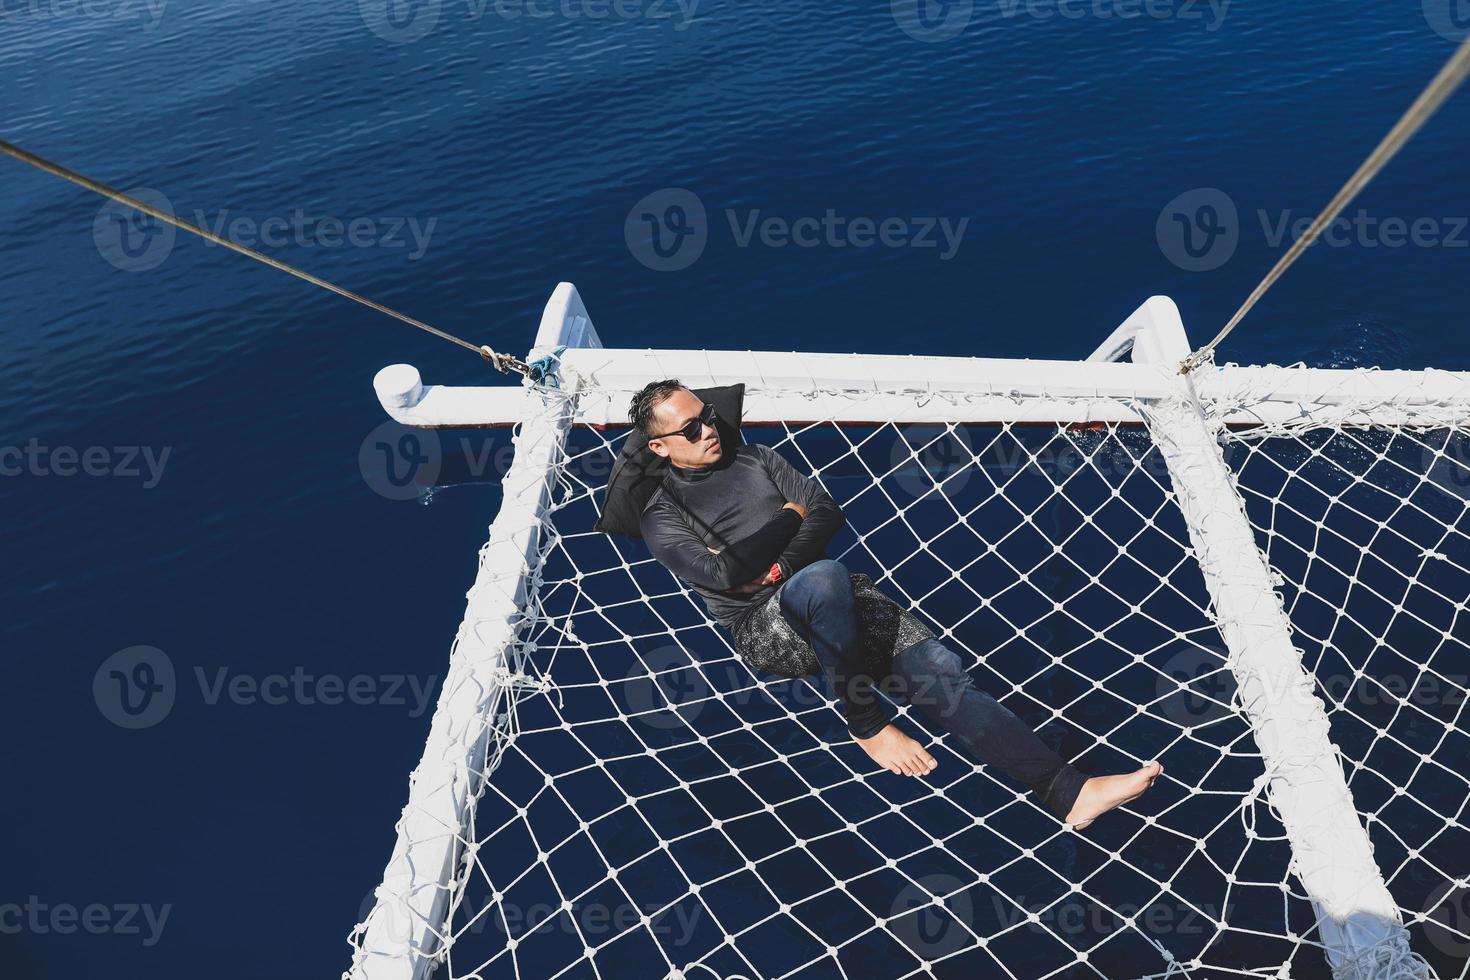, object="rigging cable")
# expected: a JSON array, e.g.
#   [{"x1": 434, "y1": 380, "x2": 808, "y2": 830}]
[
  {"x1": 0, "y1": 138, "x2": 530, "y2": 377},
  {"x1": 1180, "y1": 34, "x2": 1470, "y2": 375}
]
